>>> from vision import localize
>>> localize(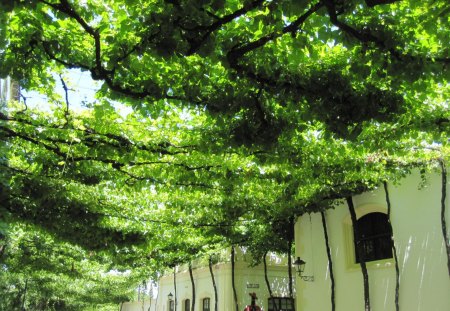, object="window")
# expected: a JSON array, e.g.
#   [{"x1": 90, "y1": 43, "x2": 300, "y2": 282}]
[
  {"x1": 184, "y1": 299, "x2": 190, "y2": 311},
  {"x1": 202, "y1": 298, "x2": 210, "y2": 311},
  {"x1": 354, "y1": 212, "x2": 392, "y2": 263},
  {"x1": 169, "y1": 301, "x2": 174, "y2": 311},
  {"x1": 268, "y1": 297, "x2": 294, "y2": 311}
]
